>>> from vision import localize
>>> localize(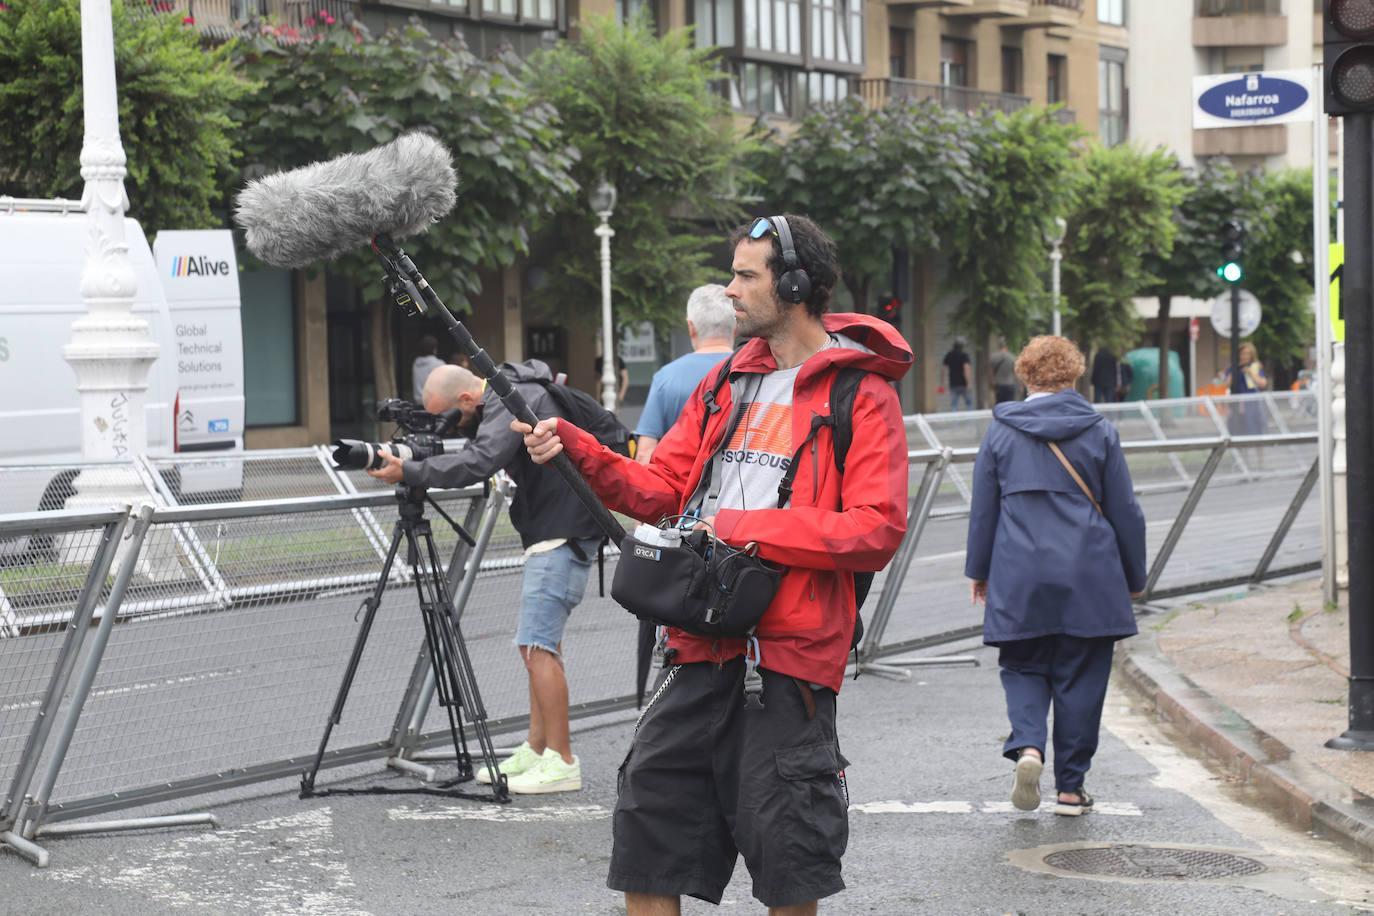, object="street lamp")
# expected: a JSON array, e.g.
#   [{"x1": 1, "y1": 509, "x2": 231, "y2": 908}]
[
  {"x1": 590, "y1": 178, "x2": 618, "y2": 411},
  {"x1": 1048, "y1": 217, "x2": 1067, "y2": 337}
]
